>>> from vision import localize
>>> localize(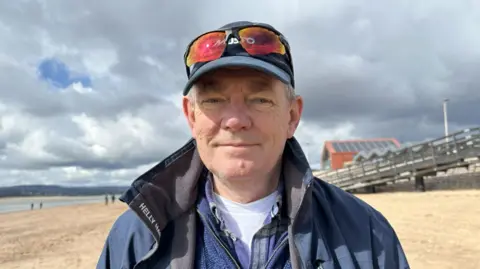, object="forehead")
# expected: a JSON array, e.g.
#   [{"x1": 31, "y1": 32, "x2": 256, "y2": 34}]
[{"x1": 195, "y1": 67, "x2": 281, "y2": 92}]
